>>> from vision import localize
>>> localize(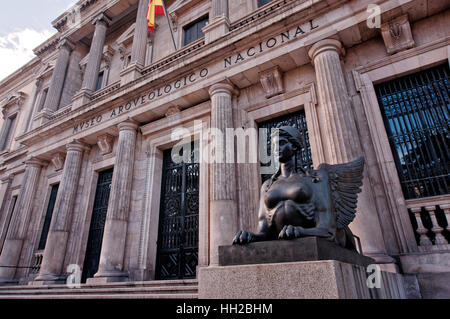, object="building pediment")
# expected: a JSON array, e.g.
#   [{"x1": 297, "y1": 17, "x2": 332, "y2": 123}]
[{"x1": 2, "y1": 92, "x2": 27, "y2": 116}]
